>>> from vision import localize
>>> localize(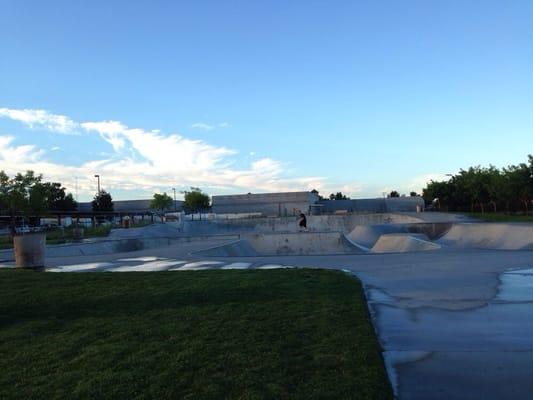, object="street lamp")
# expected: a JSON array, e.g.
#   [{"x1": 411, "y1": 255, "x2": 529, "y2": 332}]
[
  {"x1": 172, "y1": 188, "x2": 177, "y2": 211},
  {"x1": 94, "y1": 174, "x2": 100, "y2": 194}
]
